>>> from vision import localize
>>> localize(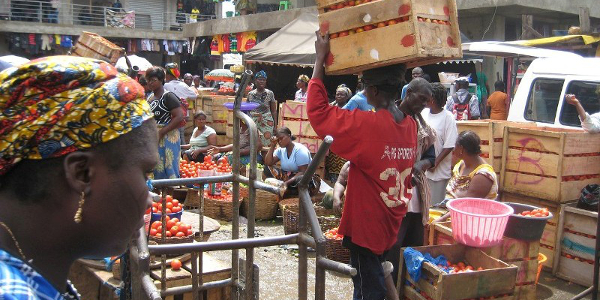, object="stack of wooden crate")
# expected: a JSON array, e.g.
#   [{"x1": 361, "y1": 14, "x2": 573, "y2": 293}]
[
  {"x1": 200, "y1": 95, "x2": 233, "y2": 147},
  {"x1": 429, "y1": 222, "x2": 540, "y2": 299},
  {"x1": 317, "y1": 0, "x2": 462, "y2": 75},
  {"x1": 499, "y1": 126, "x2": 600, "y2": 273}
]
